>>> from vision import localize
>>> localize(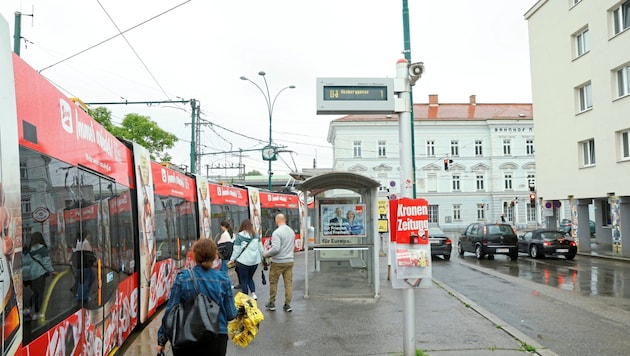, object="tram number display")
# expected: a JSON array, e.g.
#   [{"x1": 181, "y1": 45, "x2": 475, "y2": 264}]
[{"x1": 323, "y1": 85, "x2": 388, "y2": 101}]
